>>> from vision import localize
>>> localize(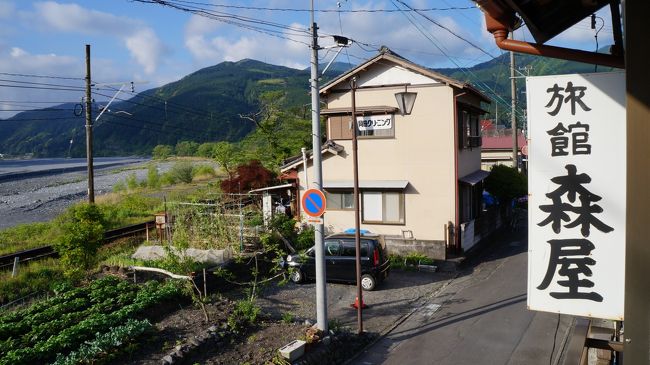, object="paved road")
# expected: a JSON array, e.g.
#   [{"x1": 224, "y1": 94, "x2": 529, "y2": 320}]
[{"x1": 352, "y1": 224, "x2": 575, "y2": 365}]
